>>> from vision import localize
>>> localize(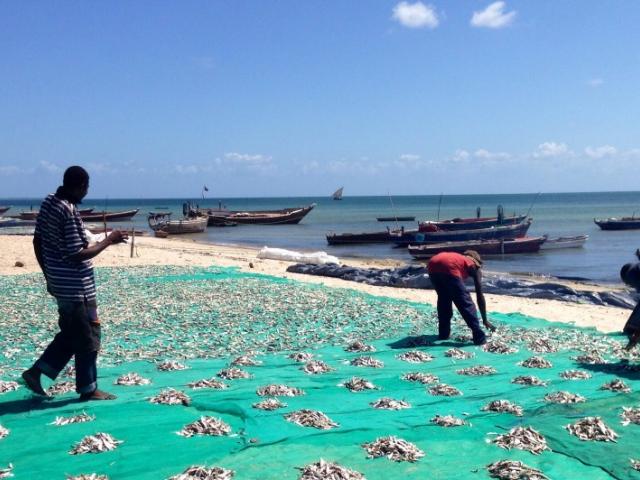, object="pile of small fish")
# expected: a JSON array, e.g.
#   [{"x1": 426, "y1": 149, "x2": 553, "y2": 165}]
[
  {"x1": 350, "y1": 356, "x2": 384, "y2": 368},
  {"x1": 444, "y1": 348, "x2": 474, "y2": 359},
  {"x1": 631, "y1": 459, "x2": 640, "y2": 471},
  {"x1": 253, "y1": 398, "x2": 287, "y2": 410},
  {"x1": 482, "y1": 400, "x2": 523, "y2": 416},
  {"x1": 231, "y1": 355, "x2": 261, "y2": 367},
  {"x1": 178, "y1": 417, "x2": 232, "y2": 437},
  {"x1": 52, "y1": 412, "x2": 95, "y2": 426},
  {"x1": 492, "y1": 426, "x2": 549, "y2": 455},
  {"x1": 572, "y1": 352, "x2": 605, "y2": 364},
  {"x1": 0, "y1": 424, "x2": 8, "y2": 440},
  {"x1": 188, "y1": 378, "x2": 228, "y2": 390},
  {"x1": 288, "y1": 352, "x2": 314, "y2": 362},
  {"x1": 396, "y1": 351, "x2": 433, "y2": 363},
  {"x1": 370, "y1": 398, "x2": 411, "y2": 410},
  {"x1": 486, "y1": 460, "x2": 548, "y2": 480},
  {"x1": 285, "y1": 410, "x2": 339, "y2": 430},
  {"x1": 483, "y1": 341, "x2": 517, "y2": 354},
  {"x1": 430, "y1": 415, "x2": 465, "y2": 427},
  {"x1": 600, "y1": 379, "x2": 630, "y2": 393},
  {"x1": 429, "y1": 384, "x2": 462, "y2": 396},
  {"x1": 362, "y1": 436, "x2": 424, "y2": 462},
  {"x1": 526, "y1": 338, "x2": 558, "y2": 354},
  {"x1": 566, "y1": 417, "x2": 618, "y2": 442},
  {"x1": 511, "y1": 375, "x2": 547, "y2": 387},
  {"x1": 456, "y1": 365, "x2": 496, "y2": 376},
  {"x1": 217, "y1": 368, "x2": 251, "y2": 380},
  {"x1": 0, "y1": 464, "x2": 12, "y2": 479},
  {"x1": 114, "y1": 372, "x2": 150, "y2": 386},
  {"x1": 47, "y1": 381, "x2": 75, "y2": 396},
  {"x1": 560, "y1": 370, "x2": 591, "y2": 380},
  {"x1": 256, "y1": 384, "x2": 305, "y2": 397},
  {"x1": 345, "y1": 341, "x2": 375, "y2": 353},
  {"x1": 66, "y1": 475, "x2": 109, "y2": 480},
  {"x1": 0, "y1": 381, "x2": 19, "y2": 394},
  {"x1": 157, "y1": 361, "x2": 188, "y2": 371},
  {"x1": 302, "y1": 360, "x2": 333, "y2": 375},
  {"x1": 297, "y1": 459, "x2": 364, "y2": 480},
  {"x1": 69, "y1": 433, "x2": 123, "y2": 455},
  {"x1": 62, "y1": 365, "x2": 76, "y2": 377},
  {"x1": 402, "y1": 372, "x2": 439, "y2": 384},
  {"x1": 343, "y1": 377, "x2": 377, "y2": 392},
  {"x1": 519, "y1": 356, "x2": 553, "y2": 369},
  {"x1": 621, "y1": 407, "x2": 640, "y2": 426},
  {"x1": 169, "y1": 465, "x2": 235, "y2": 480},
  {"x1": 544, "y1": 391, "x2": 586, "y2": 404},
  {"x1": 149, "y1": 388, "x2": 191, "y2": 406}
]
